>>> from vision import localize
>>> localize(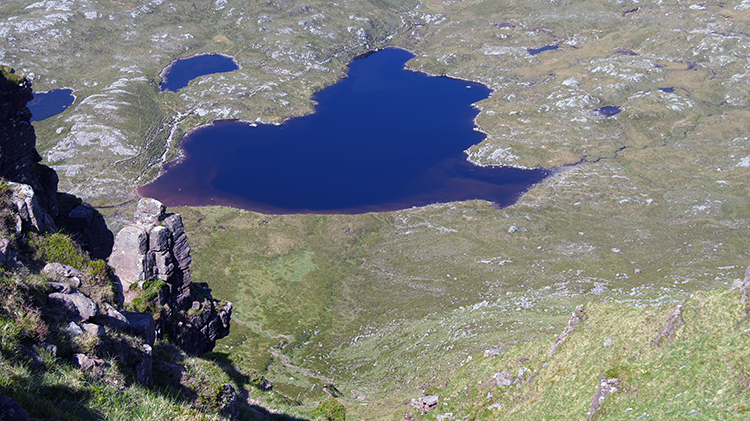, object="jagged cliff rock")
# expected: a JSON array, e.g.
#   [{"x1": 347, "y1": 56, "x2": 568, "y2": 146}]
[
  {"x1": 109, "y1": 198, "x2": 232, "y2": 355},
  {"x1": 0, "y1": 67, "x2": 57, "y2": 222}
]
